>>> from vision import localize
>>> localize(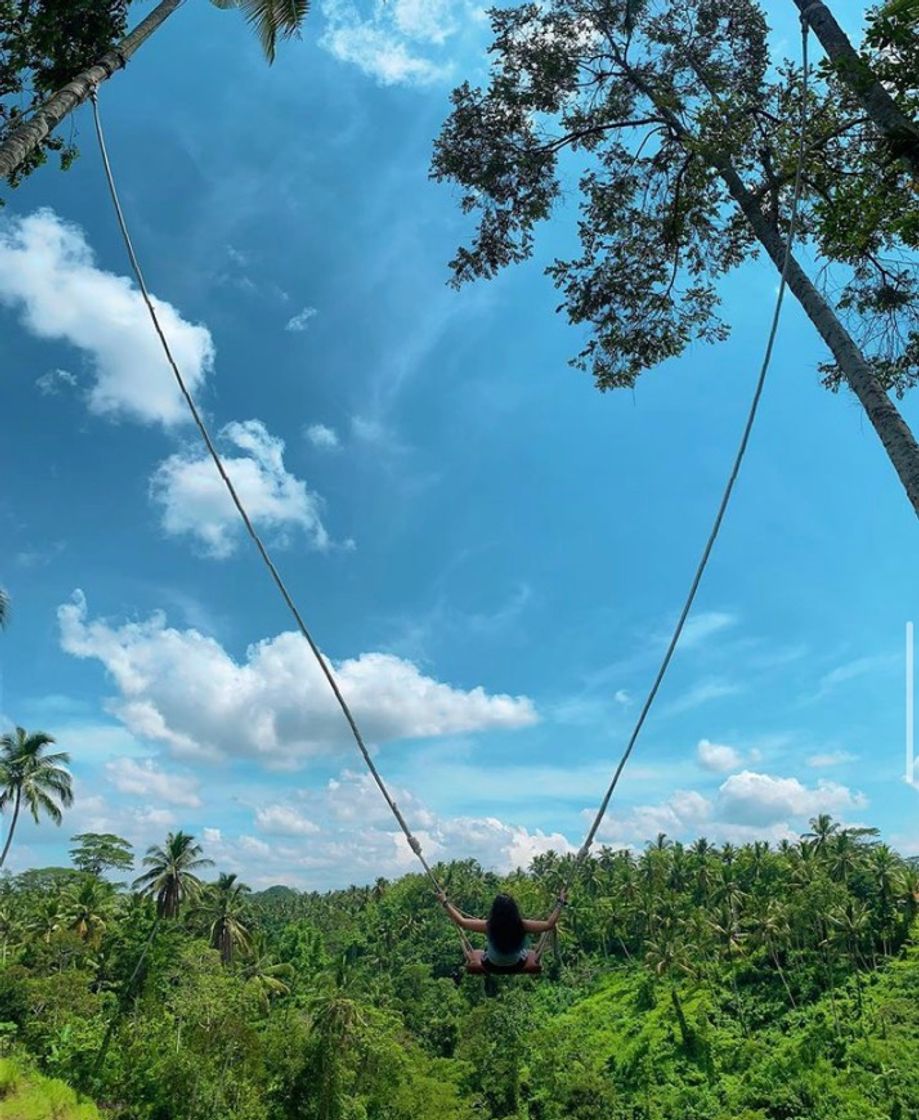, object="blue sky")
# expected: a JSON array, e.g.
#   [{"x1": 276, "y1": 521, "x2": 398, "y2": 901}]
[{"x1": 0, "y1": 0, "x2": 916, "y2": 889}]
